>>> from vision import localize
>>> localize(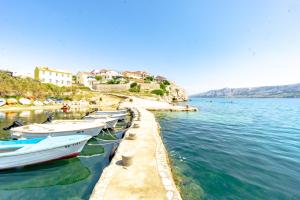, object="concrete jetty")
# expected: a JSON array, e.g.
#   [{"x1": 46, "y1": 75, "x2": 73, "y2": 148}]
[{"x1": 90, "y1": 97, "x2": 196, "y2": 200}]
